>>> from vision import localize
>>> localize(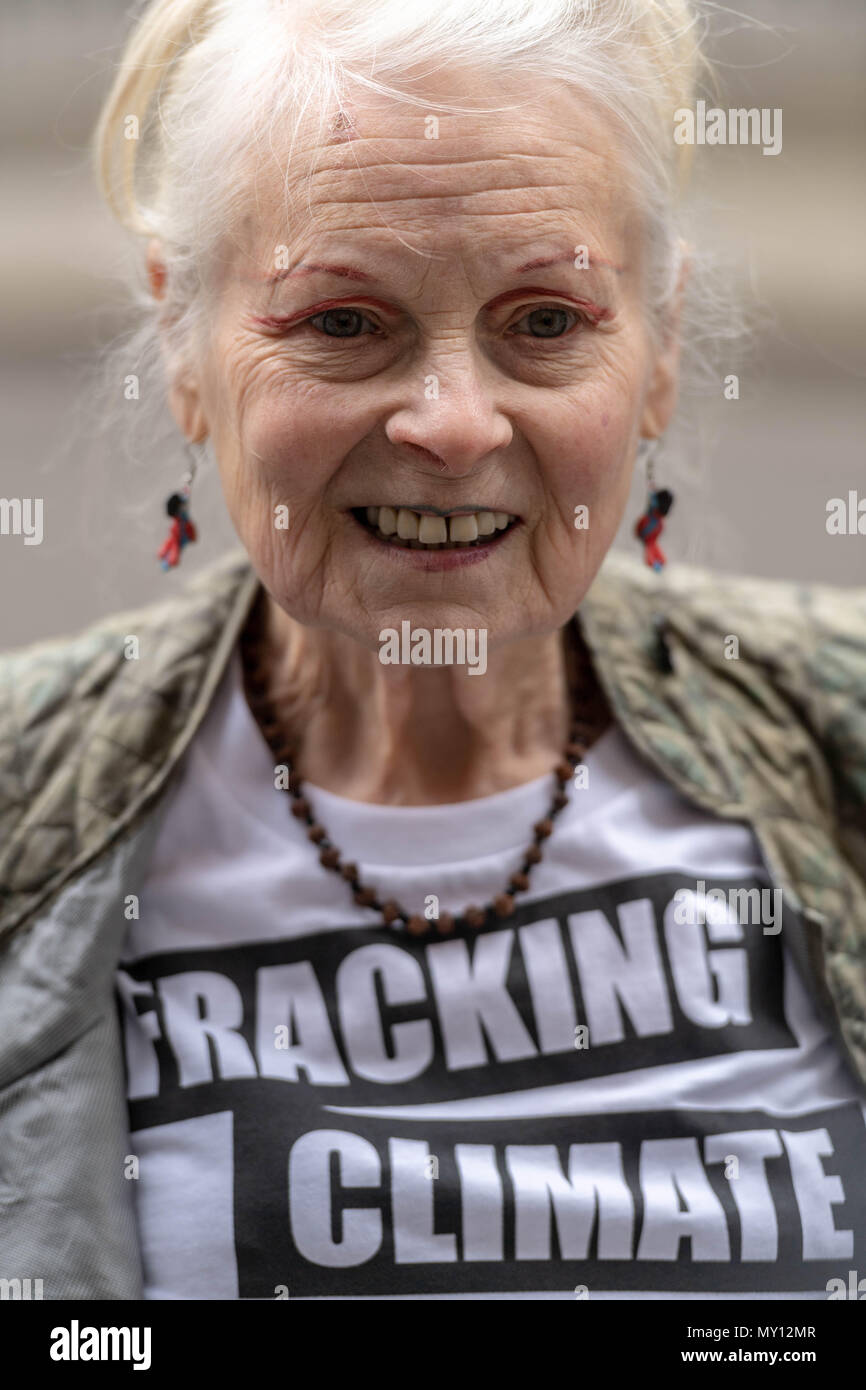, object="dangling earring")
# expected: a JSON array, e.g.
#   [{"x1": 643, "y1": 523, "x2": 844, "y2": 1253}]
[
  {"x1": 634, "y1": 438, "x2": 675, "y2": 572},
  {"x1": 157, "y1": 440, "x2": 202, "y2": 571}
]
